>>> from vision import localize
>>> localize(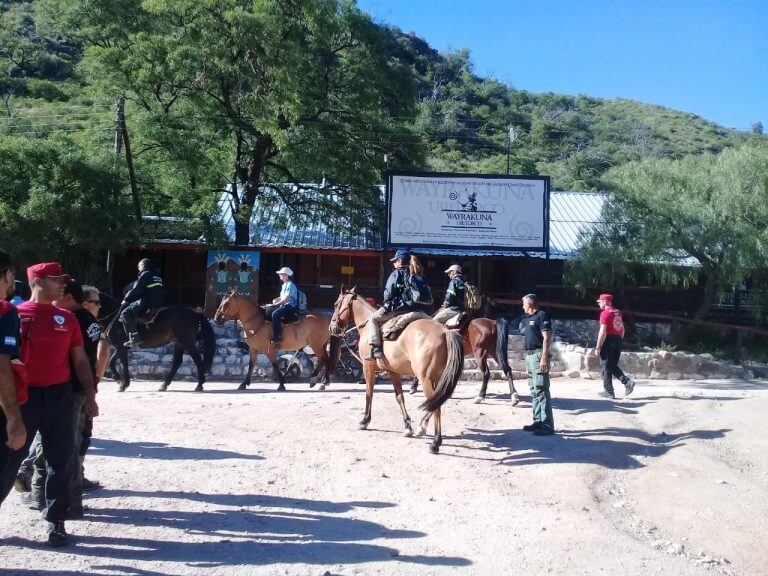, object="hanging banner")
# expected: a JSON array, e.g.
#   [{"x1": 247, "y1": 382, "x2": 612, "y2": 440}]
[{"x1": 387, "y1": 171, "x2": 549, "y2": 251}]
